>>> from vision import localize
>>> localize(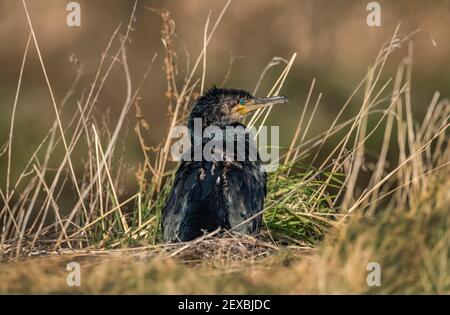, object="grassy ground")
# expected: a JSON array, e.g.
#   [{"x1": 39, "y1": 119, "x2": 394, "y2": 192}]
[
  {"x1": 1, "y1": 2, "x2": 449, "y2": 294},
  {"x1": 1, "y1": 168, "x2": 448, "y2": 294}
]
